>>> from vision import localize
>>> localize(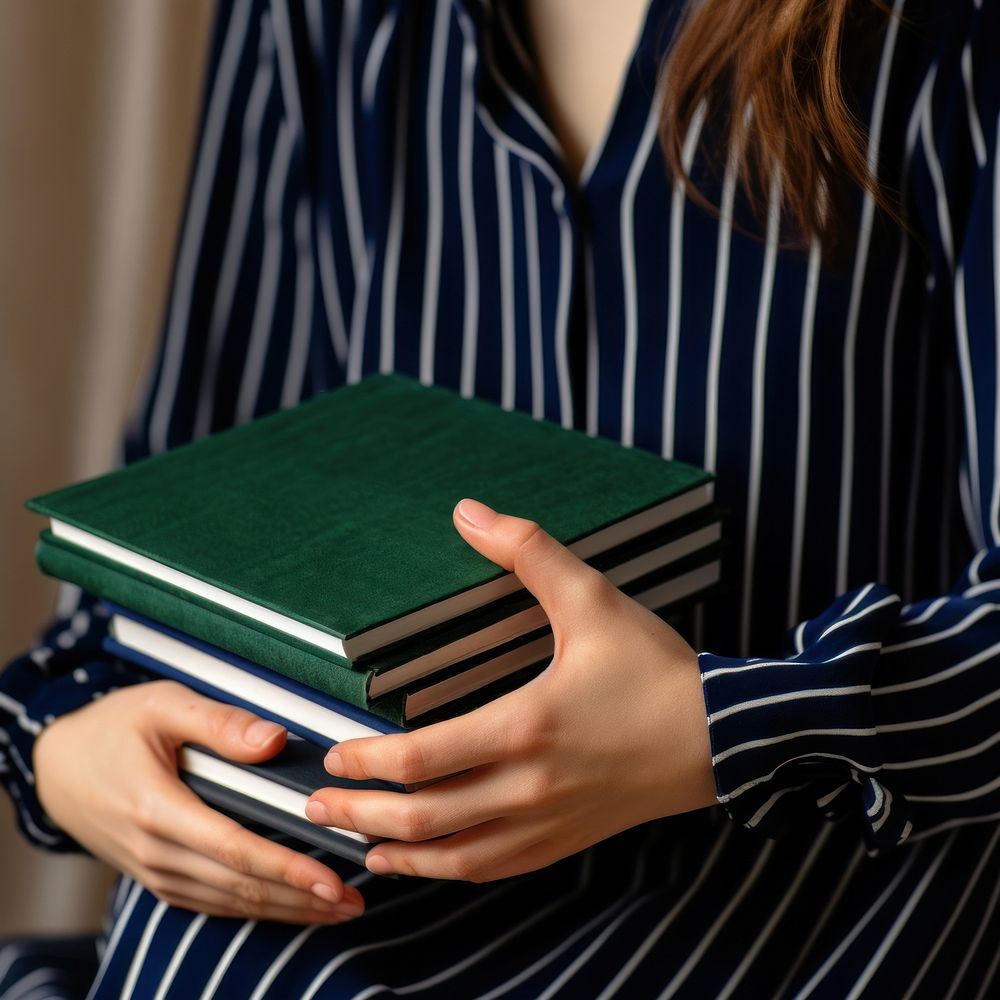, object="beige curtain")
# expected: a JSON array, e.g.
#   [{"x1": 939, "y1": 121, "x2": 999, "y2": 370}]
[{"x1": 0, "y1": 0, "x2": 215, "y2": 935}]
